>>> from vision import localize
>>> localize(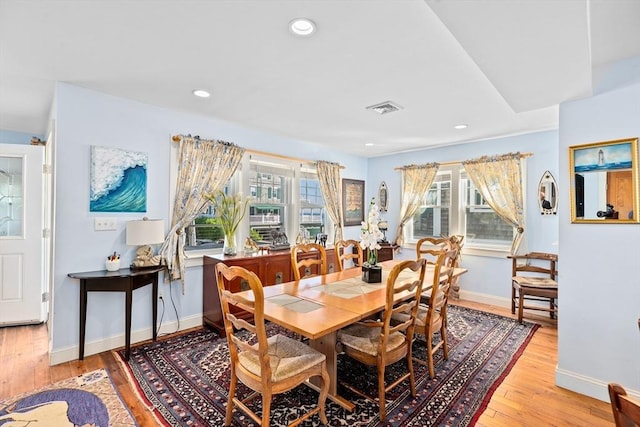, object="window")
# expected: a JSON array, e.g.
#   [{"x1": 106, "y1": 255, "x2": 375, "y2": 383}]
[
  {"x1": 172, "y1": 146, "x2": 327, "y2": 255},
  {"x1": 409, "y1": 166, "x2": 515, "y2": 251}
]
